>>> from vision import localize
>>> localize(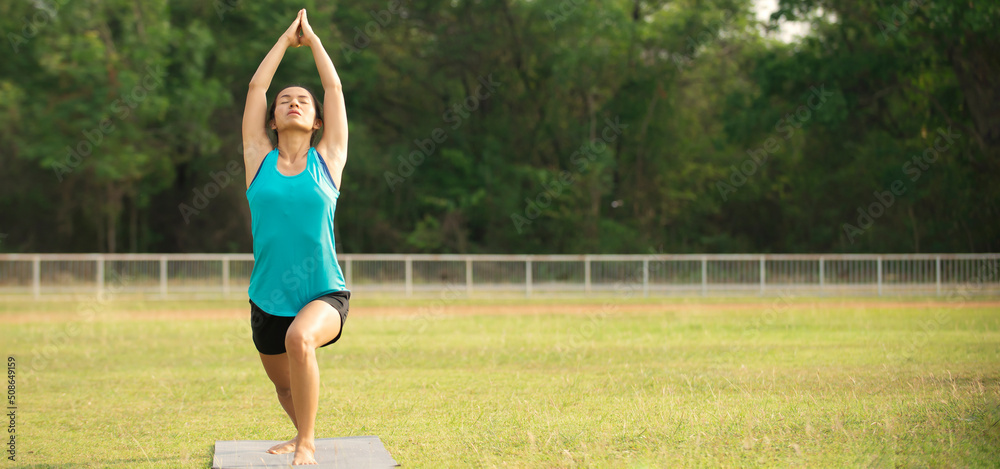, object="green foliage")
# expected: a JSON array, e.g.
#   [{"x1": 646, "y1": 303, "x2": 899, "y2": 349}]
[{"x1": 0, "y1": 0, "x2": 995, "y2": 253}]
